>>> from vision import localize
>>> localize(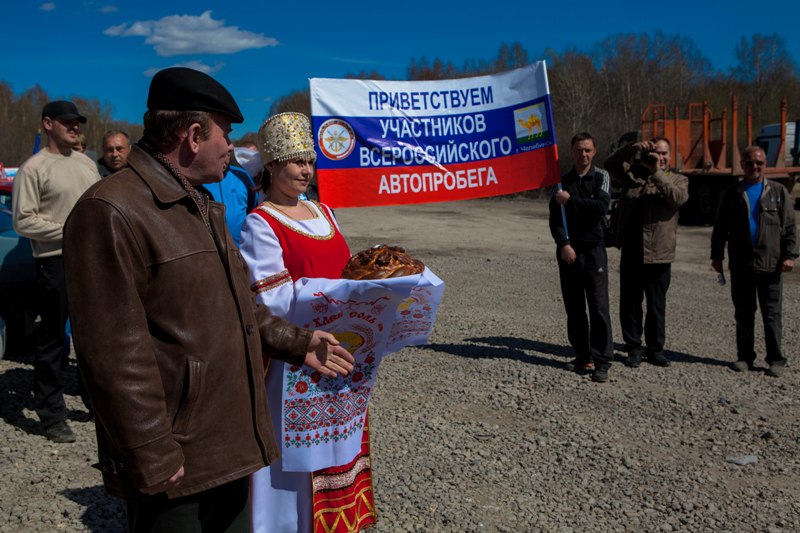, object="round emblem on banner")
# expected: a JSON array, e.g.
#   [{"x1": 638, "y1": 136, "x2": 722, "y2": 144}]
[{"x1": 318, "y1": 119, "x2": 356, "y2": 160}]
